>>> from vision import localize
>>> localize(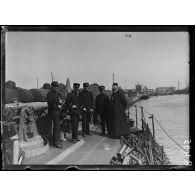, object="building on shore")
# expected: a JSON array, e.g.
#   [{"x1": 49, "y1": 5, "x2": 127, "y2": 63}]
[
  {"x1": 135, "y1": 83, "x2": 142, "y2": 93},
  {"x1": 156, "y1": 87, "x2": 176, "y2": 95}
]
